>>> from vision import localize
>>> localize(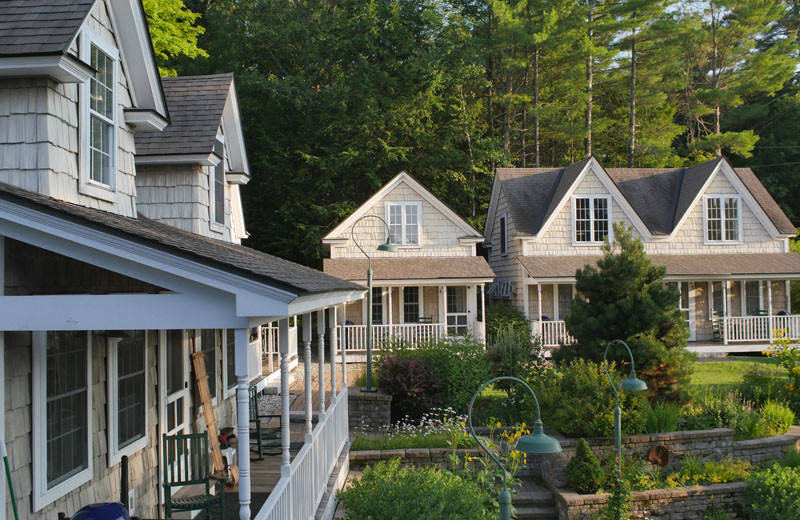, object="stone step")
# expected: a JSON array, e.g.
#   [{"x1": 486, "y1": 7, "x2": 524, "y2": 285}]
[
  {"x1": 514, "y1": 505, "x2": 559, "y2": 520},
  {"x1": 513, "y1": 488, "x2": 555, "y2": 506}
]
